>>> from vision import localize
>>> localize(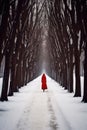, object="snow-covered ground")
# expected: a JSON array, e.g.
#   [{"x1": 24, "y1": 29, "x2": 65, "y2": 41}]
[{"x1": 0, "y1": 75, "x2": 87, "y2": 130}]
